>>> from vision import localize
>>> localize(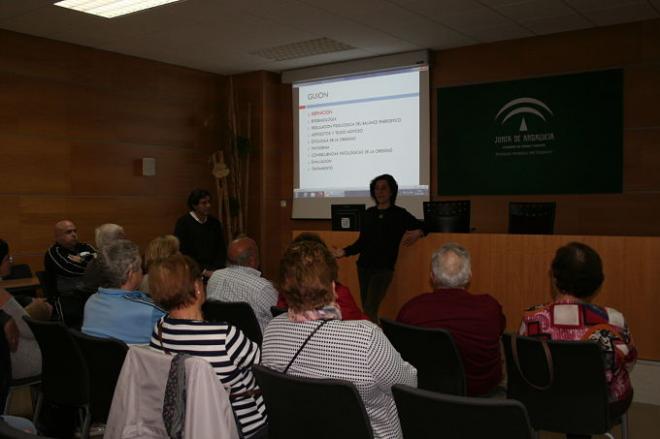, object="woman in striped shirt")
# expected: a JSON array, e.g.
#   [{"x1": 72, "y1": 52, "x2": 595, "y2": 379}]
[
  {"x1": 262, "y1": 240, "x2": 417, "y2": 439},
  {"x1": 148, "y1": 254, "x2": 267, "y2": 438}
]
